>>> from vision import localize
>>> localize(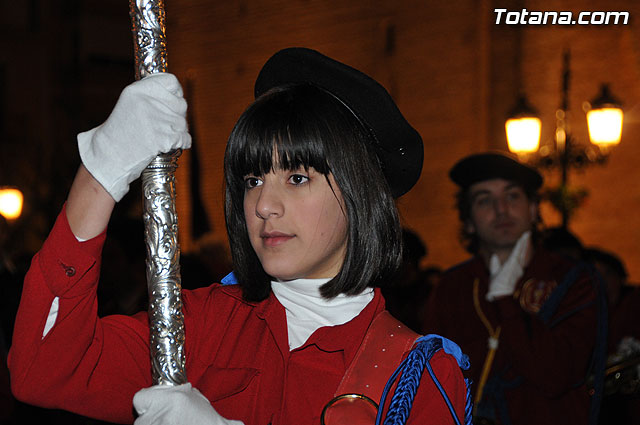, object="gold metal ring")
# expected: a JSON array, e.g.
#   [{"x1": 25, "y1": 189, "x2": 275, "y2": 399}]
[{"x1": 320, "y1": 393, "x2": 379, "y2": 425}]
